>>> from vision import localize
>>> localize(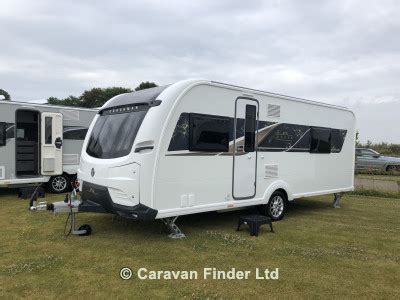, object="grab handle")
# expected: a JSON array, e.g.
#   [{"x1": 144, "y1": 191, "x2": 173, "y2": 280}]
[{"x1": 134, "y1": 146, "x2": 154, "y2": 153}]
